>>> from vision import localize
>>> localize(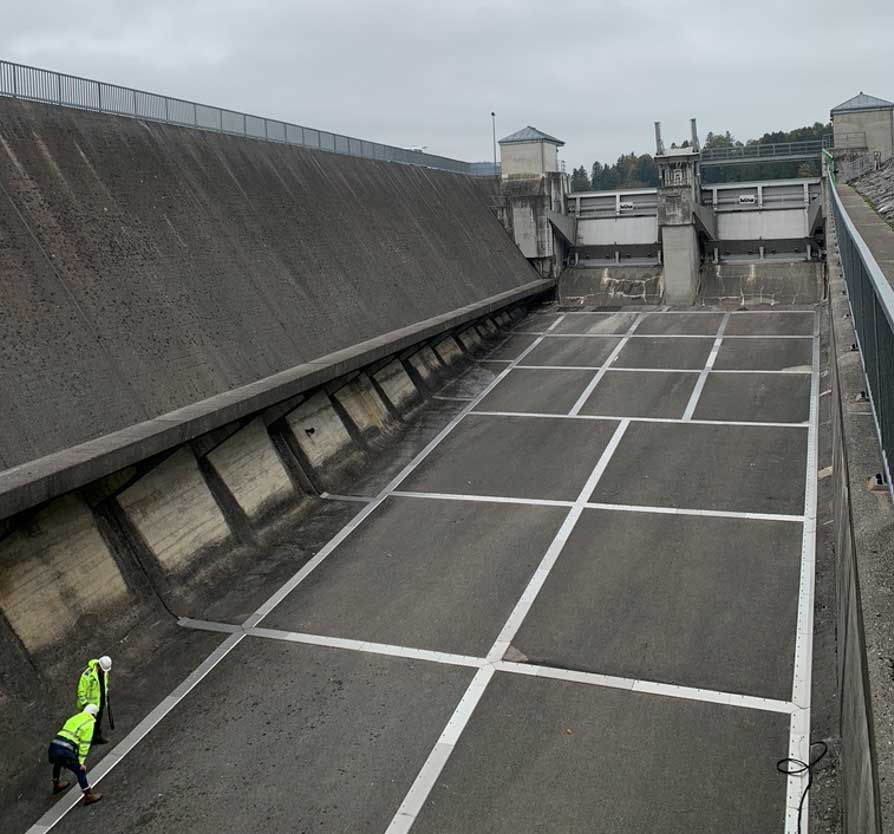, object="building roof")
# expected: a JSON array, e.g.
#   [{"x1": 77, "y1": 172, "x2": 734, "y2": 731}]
[
  {"x1": 831, "y1": 92, "x2": 894, "y2": 114},
  {"x1": 498, "y1": 126, "x2": 565, "y2": 146}
]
